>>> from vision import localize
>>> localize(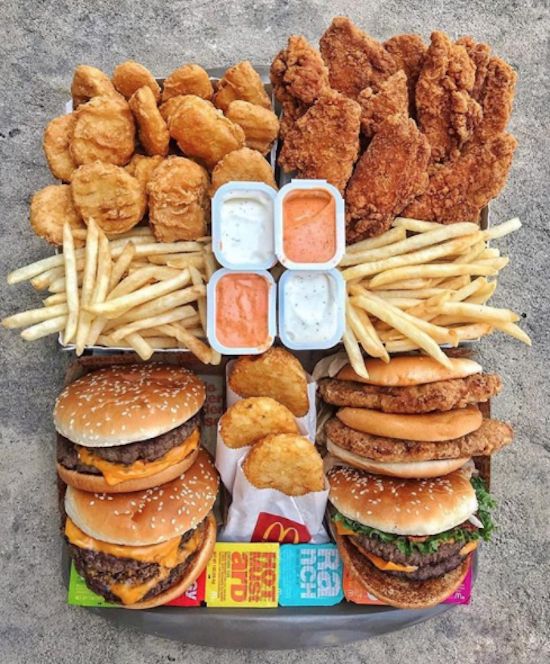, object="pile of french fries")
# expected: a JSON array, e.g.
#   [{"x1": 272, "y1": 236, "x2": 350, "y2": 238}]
[
  {"x1": 340, "y1": 217, "x2": 531, "y2": 378},
  {"x1": 3, "y1": 222, "x2": 220, "y2": 363}
]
